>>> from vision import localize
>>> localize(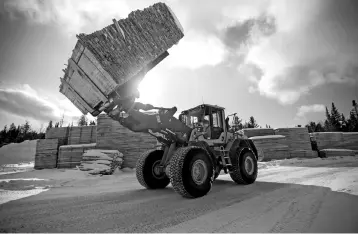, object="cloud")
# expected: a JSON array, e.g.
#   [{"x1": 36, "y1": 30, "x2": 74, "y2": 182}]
[
  {"x1": 296, "y1": 104, "x2": 325, "y2": 118},
  {"x1": 167, "y1": 31, "x2": 227, "y2": 69},
  {"x1": 241, "y1": 0, "x2": 358, "y2": 105},
  {"x1": 0, "y1": 84, "x2": 83, "y2": 126},
  {"x1": 2, "y1": 0, "x2": 131, "y2": 35}
]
